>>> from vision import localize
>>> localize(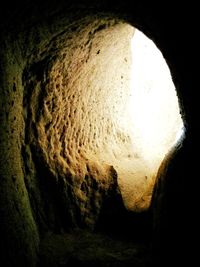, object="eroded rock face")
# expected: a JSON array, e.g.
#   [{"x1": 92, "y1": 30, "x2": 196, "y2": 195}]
[
  {"x1": 22, "y1": 18, "x2": 135, "y2": 229},
  {"x1": 21, "y1": 14, "x2": 182, "y2": 229},
  {"x1": 0, "y1": 2, "x2": 193, "y2": 266}
]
